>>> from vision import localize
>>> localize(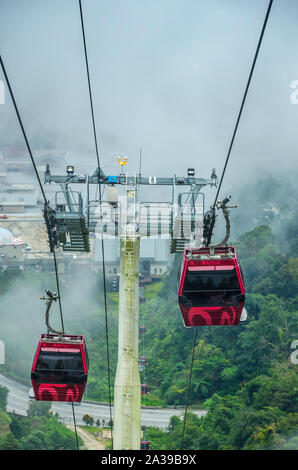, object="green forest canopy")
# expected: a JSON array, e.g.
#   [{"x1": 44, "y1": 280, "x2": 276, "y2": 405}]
[{"x1": 0, "y1": 218, "x2": 297, "y2": 449}]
